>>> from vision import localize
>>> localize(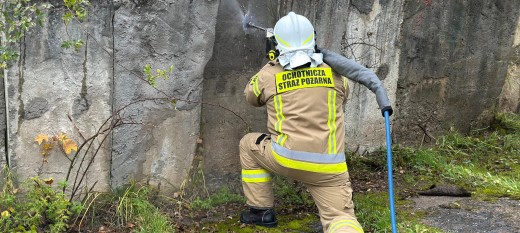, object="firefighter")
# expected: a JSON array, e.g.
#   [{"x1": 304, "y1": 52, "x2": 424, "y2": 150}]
[{"x1": 240, "y1": 12, "x2": 392, "y2": 233}]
